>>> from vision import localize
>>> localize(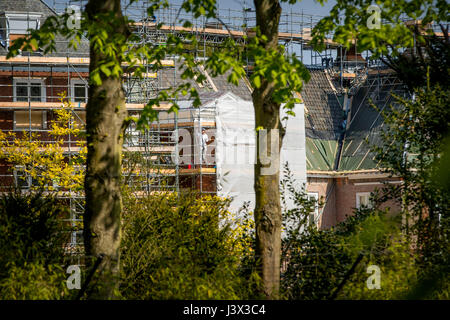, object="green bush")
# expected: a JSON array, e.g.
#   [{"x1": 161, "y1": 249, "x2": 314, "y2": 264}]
[
  {"x1": 0, "y1": 262, "x2": 68, "y2": 300},
  {"x1": 119, "y1": 191, "x2": 259, "y2": 299},
  {"x1": 0, "y1": 191, "x2": 72, "y2": 300},
  {"x1": 279, "y1": 164, "x2": 432, "y2": 300}
]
